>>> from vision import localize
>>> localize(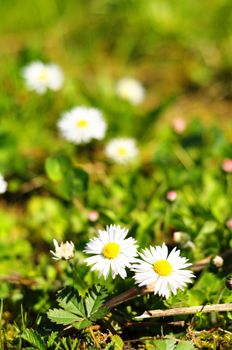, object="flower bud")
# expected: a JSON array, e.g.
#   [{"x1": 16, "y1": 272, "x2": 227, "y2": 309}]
[
  {"x1": 50, "y1": 239, "x2": 75, "y2": 260},
  {"x1": 172, "y1": 117, "x2": 186, "y2": 134},
  {"x1": 211, "y1": 255, "x2": 224, "y2": 268},
  {"x1": 226, "y1": 218, "x2": 232, "y2": 230},
  {"x1": 226, "y1": 276, "x2": 232, "y2": 290},
  {"x1": 173, "y1": 231, "x2": 189, "y2": 244},
  {"x1": 166, "y1": 191, "x2": 177, "y2": 202},
  {"x1": 88, "y1": 210, "x2": 99, "y2": 222},
  {"x1": 222, "y1": 159, "x2": 232, "y2": 173}
]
